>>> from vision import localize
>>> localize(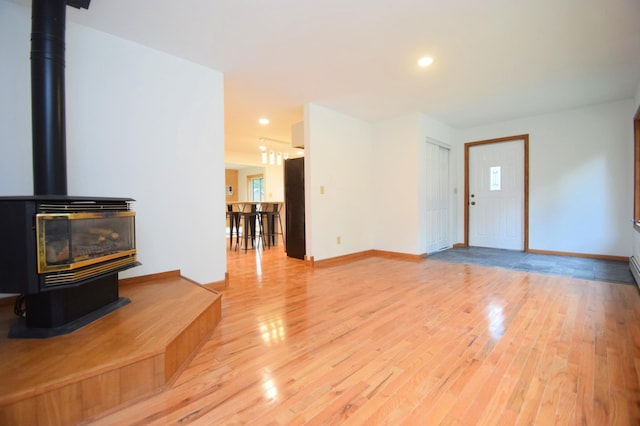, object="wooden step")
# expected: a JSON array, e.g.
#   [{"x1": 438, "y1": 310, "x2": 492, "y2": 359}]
[{"x1": 0, "y1": 271, "x2": 221, "y2": 425}]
